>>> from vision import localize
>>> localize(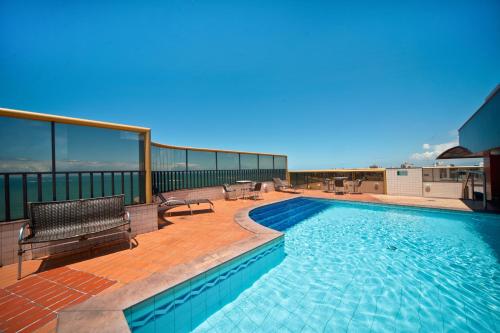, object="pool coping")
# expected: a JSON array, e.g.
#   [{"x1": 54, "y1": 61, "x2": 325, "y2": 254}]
[
  {"x1": 56, "y1": 198, "x2": 287, "y2": 333},
  {"x1": 56, "y1": 194, "x2": 494, "y2": 332}
]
